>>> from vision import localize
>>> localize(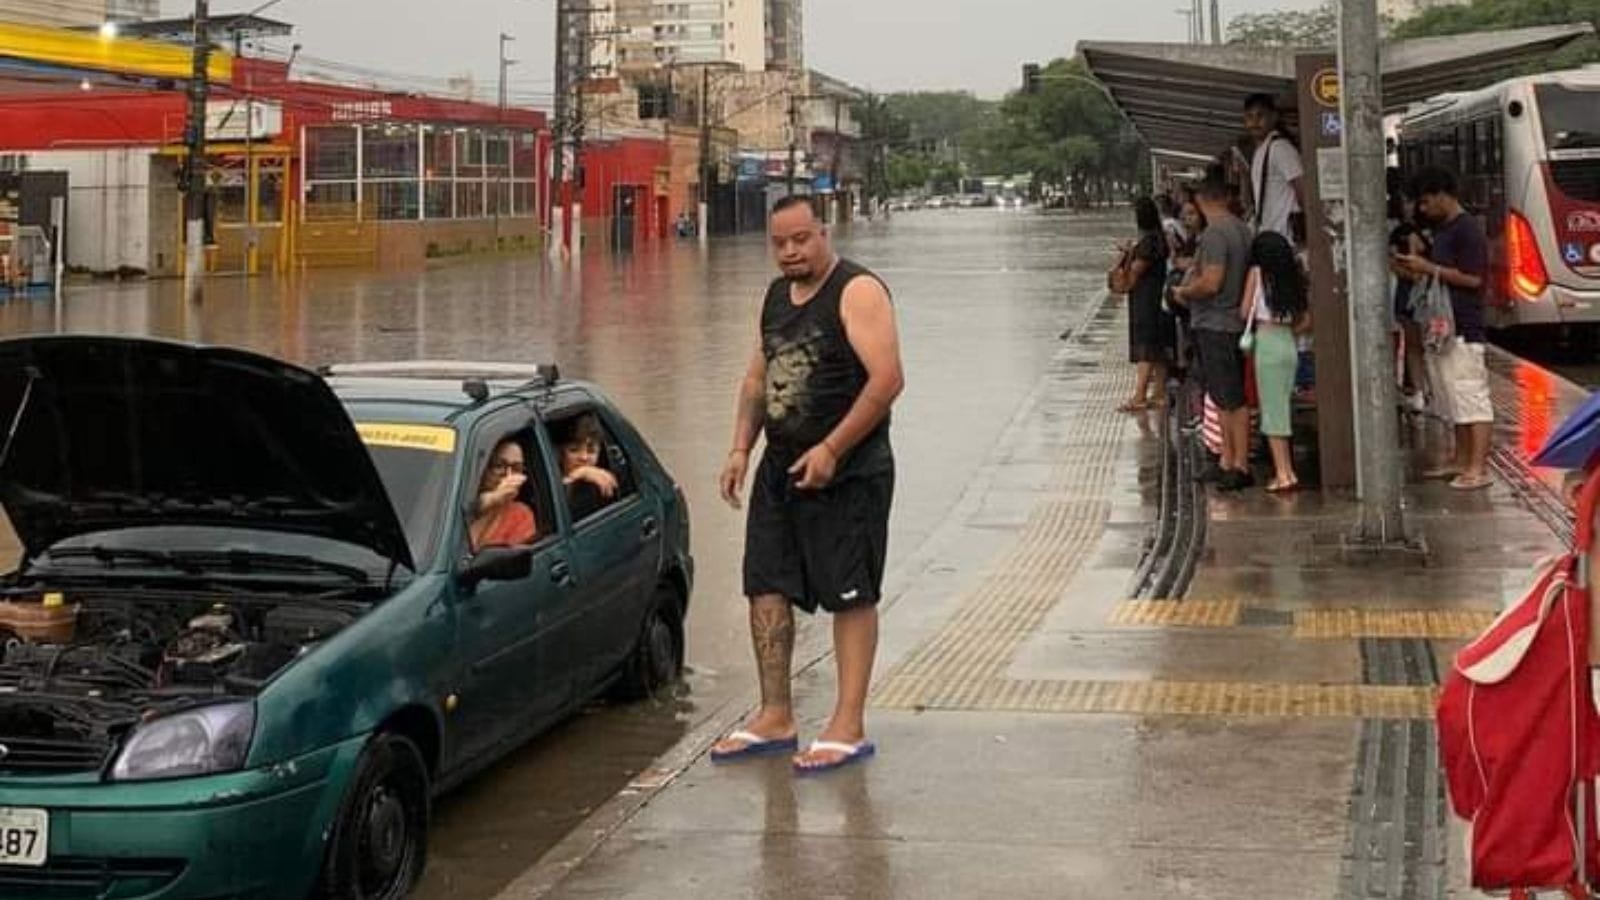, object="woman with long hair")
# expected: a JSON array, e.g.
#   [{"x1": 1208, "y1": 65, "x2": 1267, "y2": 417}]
[
  {"x1": 1243, "y1": 231, "x2": 1312, "y2": 492},
  {"x1": 1114, "y1": 197, "x2": 1173, "y2": 411}
]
